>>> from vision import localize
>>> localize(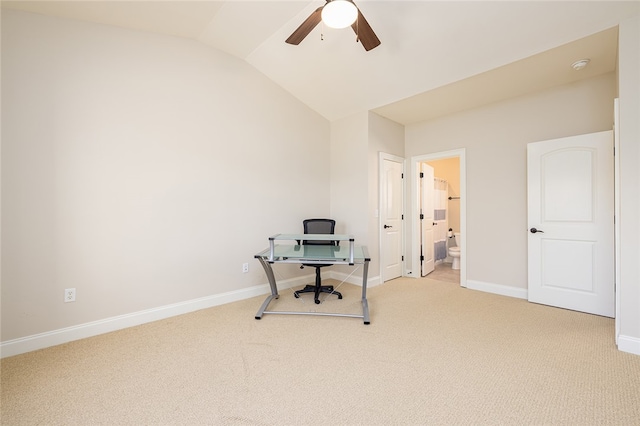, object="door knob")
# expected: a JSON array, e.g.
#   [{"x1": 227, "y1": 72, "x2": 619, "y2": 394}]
[
  {"x1": 384, "y1": 225, "x2": 392, "y2": 229},
  {"x1": 530, "y1": 227, "x2": 544, "y2": 234}
]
